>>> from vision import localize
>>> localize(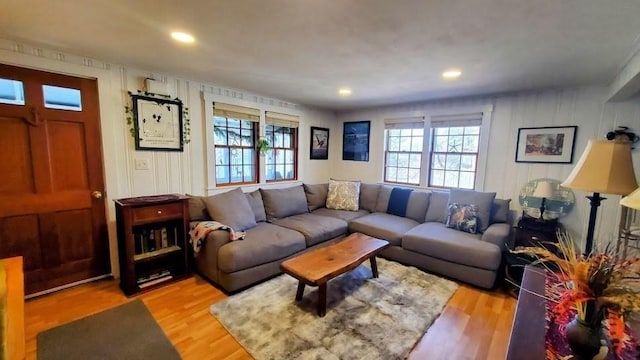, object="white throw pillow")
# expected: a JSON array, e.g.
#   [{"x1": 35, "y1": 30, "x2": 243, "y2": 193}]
[{"x1": 326, "y1": 179, "x2": 361, "y2": 211}]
